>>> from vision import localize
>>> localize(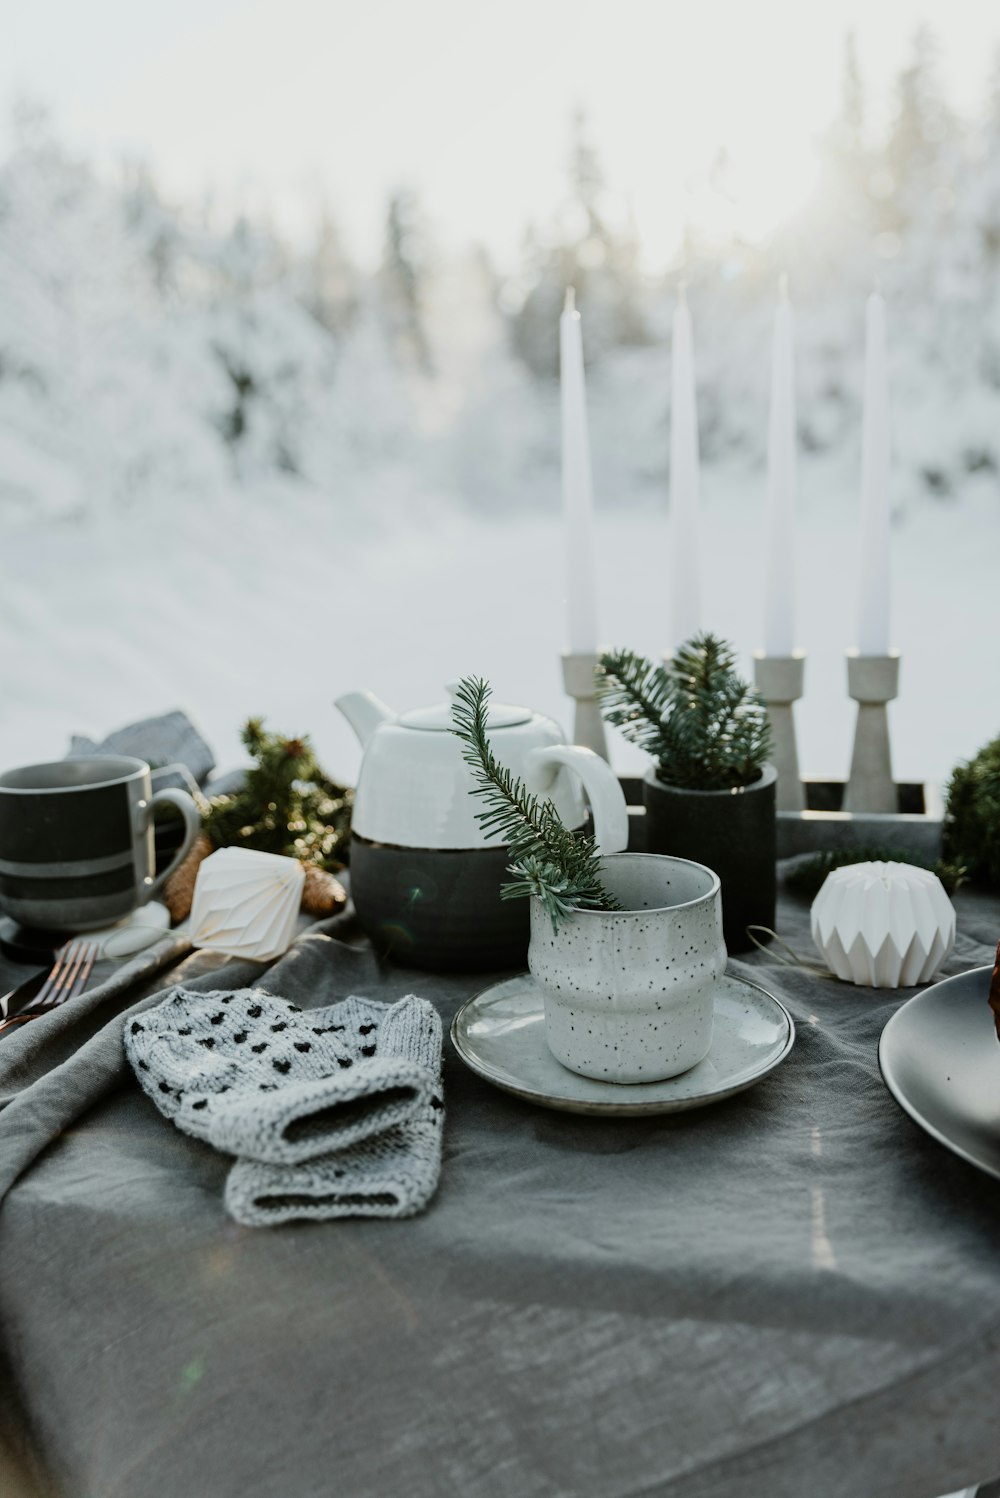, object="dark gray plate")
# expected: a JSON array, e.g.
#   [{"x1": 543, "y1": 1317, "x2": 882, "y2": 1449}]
[
  {"x1": 451, "y1": 972, "x2": 794, "y2": 1116},
  {"x1": 879, "y1": 966, "x2": 1000, "y2": 1181}
]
